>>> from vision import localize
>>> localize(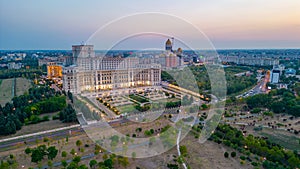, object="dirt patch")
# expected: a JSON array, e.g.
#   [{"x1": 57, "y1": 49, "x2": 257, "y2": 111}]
[
  {"x1": 132, "y1": 134, "x2": 252, "y2": 169},
  {"x1": 113, "y1": 117, "x2": 172, "y2": 137},
  {"x1": 0, "y1": 118, "x2": 253, "y2": 169}
]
